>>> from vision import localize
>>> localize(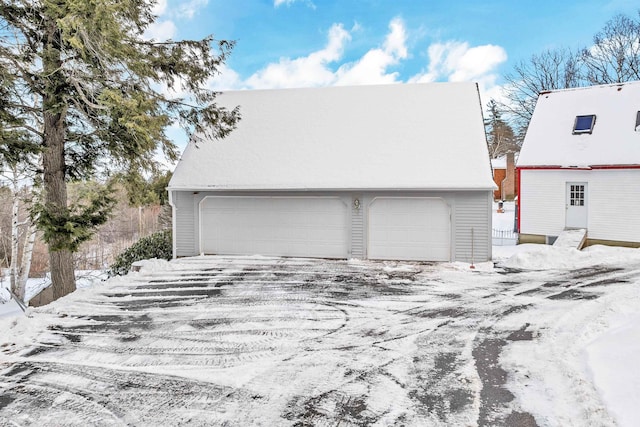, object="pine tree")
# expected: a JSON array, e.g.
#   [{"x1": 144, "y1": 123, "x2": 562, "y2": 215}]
[
  {"x1": 484, "y1": 100, "x2": 518, "y2": 159},
  {"x1": 0, "y1": 1, "x2": 240, "y2": 301}
]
